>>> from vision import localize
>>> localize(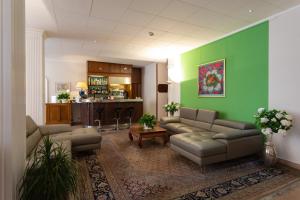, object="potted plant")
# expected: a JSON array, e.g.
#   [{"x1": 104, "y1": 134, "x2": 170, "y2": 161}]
[
  {"x1": 19, "y1": 137, "x2": 78, "y2": 200},
  {"x1": 139, "y1": 113, "x2": 156, "y2": 129},
  {"x1": 163, "y1": 102, "x2": 180, "y2": 116},
  {"x1": 57, "y1": 92, "x2": 70, "y2": 103},
  {"x1": 254, "y1": 108, "x2": 293, "y2": 166}
]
